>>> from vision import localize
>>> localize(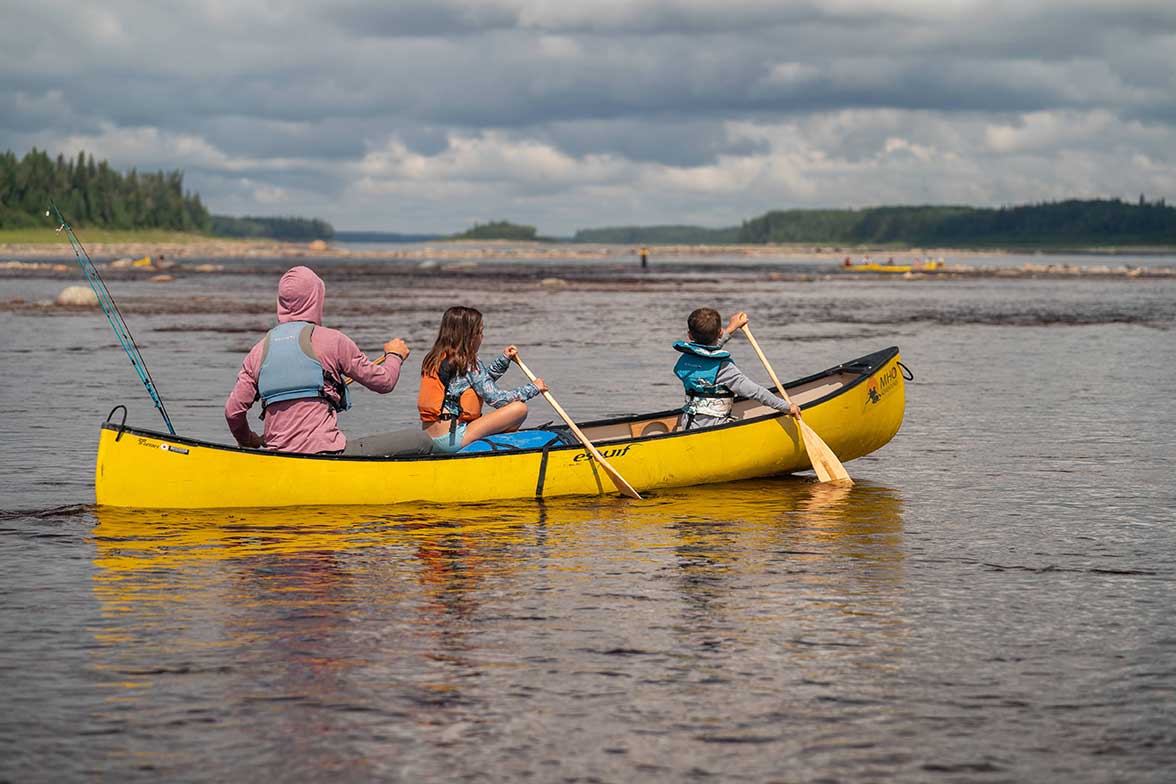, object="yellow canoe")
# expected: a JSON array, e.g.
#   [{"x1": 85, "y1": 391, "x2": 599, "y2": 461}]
[
  {"x1": 846, "y1": 260, "x2": 943, "y2": 273},
  {"x1": 95, "y1": 347, "x2": 907, "y2": 509}
]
